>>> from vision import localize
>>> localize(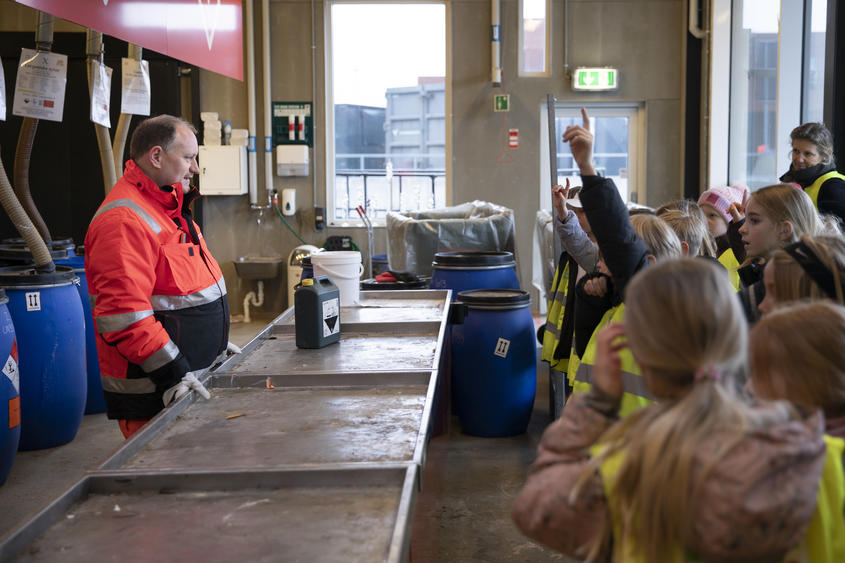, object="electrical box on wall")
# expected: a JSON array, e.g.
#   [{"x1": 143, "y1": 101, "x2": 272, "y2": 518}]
[
  {"x1": 272, "y1": 101, "x2": 313, "y2": 147},
  {"x1": 198, "y1": 145, "x2": 248, "y2": 195}
]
